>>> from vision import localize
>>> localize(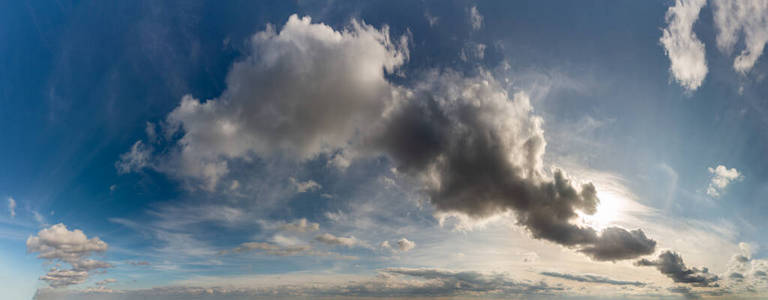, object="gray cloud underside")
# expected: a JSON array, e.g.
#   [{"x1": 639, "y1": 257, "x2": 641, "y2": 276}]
[
  {"x1": 636, "y1": 251, "x2": 719, "y2": 287},
  {"x1": 539, "y1": 271, "x2": 645, "y2": 286}
]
